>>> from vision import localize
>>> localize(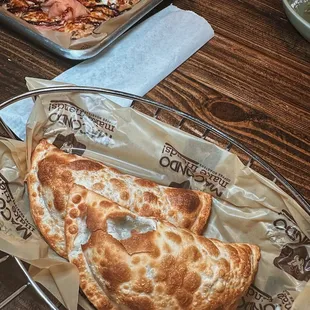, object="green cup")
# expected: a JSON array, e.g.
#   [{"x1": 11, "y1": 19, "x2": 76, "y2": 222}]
[{"x1": 283, "y1": 0, "x2": 310, "y2": 42}]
